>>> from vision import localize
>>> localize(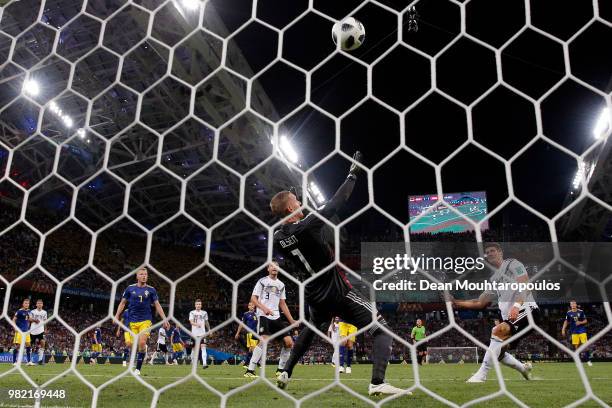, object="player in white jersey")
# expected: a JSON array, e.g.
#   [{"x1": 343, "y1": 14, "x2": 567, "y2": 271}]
[
  {"x1": 451, "y1": 243, "x2": 538, "y2": 383},
  {"x1": 29, "y1": 299, "x2": 47, "y2": 366},
  {"x1": 150, "y1": 326, "x2": 169, "y2": 365},
  {"x1": 328, "y1": 317, "x2": 340, "y2": 367},
  {"x1": 244, "y1": 261, "x2": 296, "y2": 378},
  {"x1": 189, "y1": 299, "x2": 211, "y2": 369}
]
